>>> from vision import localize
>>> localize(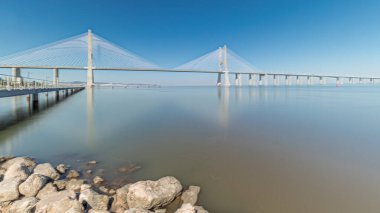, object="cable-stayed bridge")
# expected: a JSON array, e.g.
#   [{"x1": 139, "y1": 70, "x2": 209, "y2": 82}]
[{"x1": 0, "y1": 29, "x2": 378, "y2": 91}]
